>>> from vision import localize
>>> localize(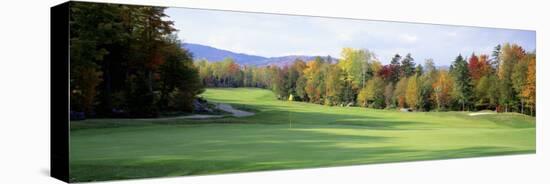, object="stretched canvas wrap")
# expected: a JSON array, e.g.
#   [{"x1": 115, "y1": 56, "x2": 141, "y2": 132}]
[{"x1": 51, "y1": 1, "x2": 536, "y2": 183}]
